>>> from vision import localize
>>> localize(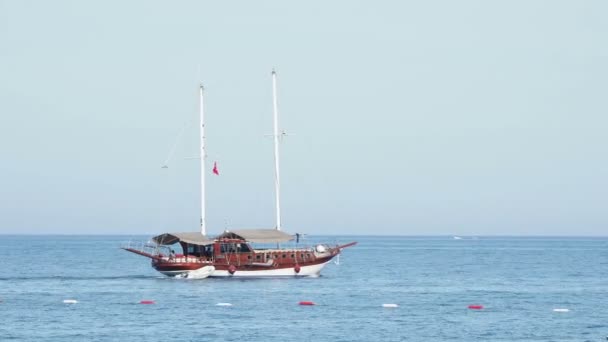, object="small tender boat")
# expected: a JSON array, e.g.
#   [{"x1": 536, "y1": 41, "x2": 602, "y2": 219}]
[{"x1": 122, "y1": 71, "x2": 356, "y2": 278}]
